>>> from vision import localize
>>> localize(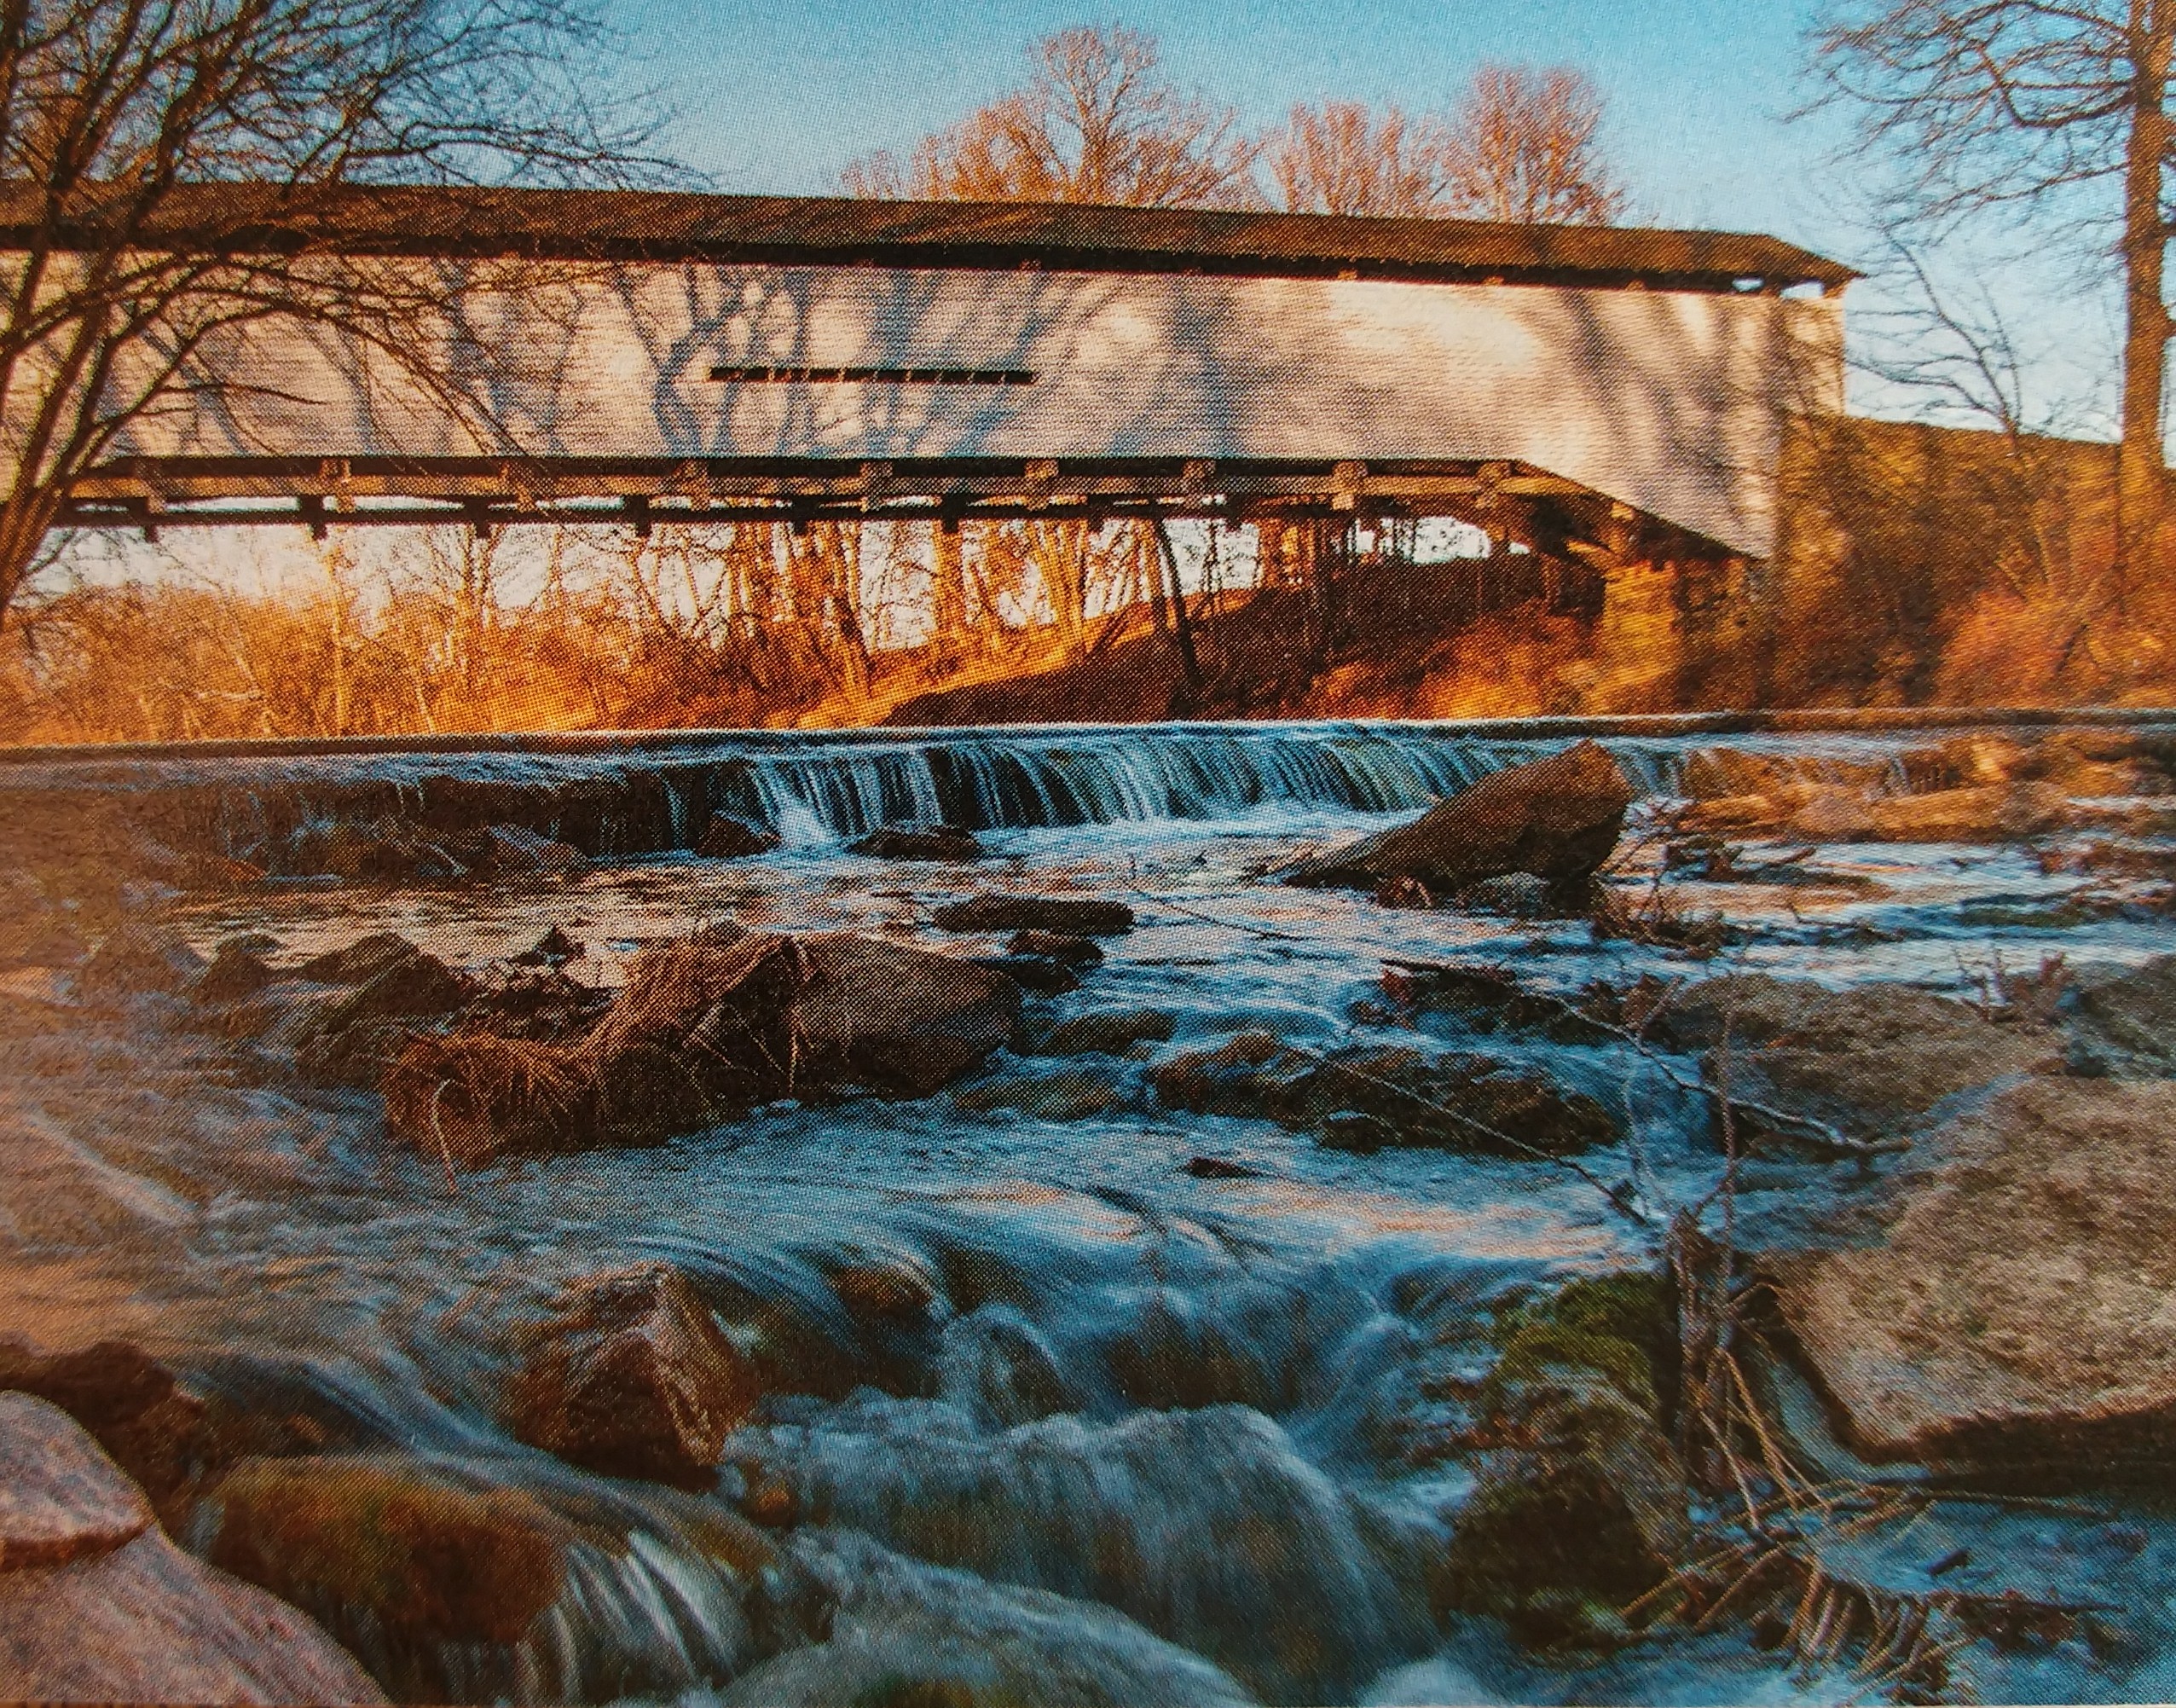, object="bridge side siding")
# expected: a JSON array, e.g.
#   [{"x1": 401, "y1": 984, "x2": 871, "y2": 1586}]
[{"x1": 80, "y1": 265, "x2": 1842, "y2": 559}]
